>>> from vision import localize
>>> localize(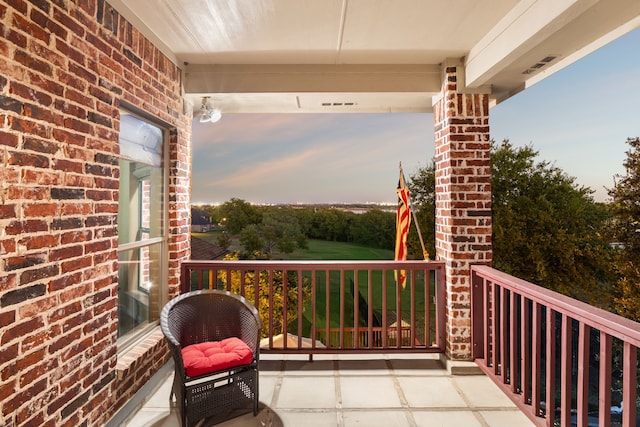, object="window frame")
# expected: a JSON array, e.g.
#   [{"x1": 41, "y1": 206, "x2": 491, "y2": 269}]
[{"x1": 116, "y1": 103, "x2": 171, "y2": 353}]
